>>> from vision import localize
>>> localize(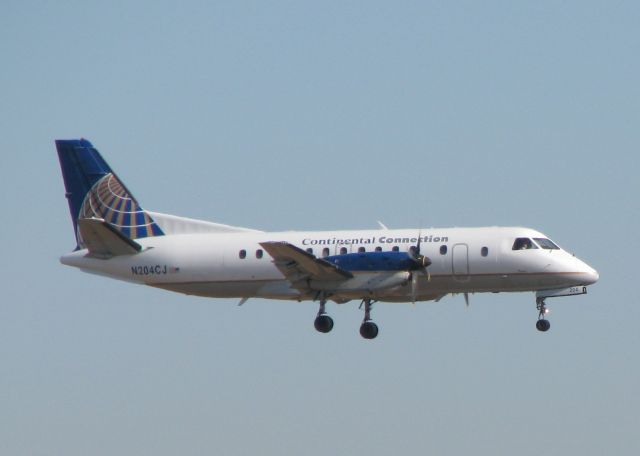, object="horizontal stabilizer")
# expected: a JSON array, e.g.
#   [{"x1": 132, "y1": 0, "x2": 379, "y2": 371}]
[{"x1": 78, "y1": 218, "x2": 142, "y2": 258}]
